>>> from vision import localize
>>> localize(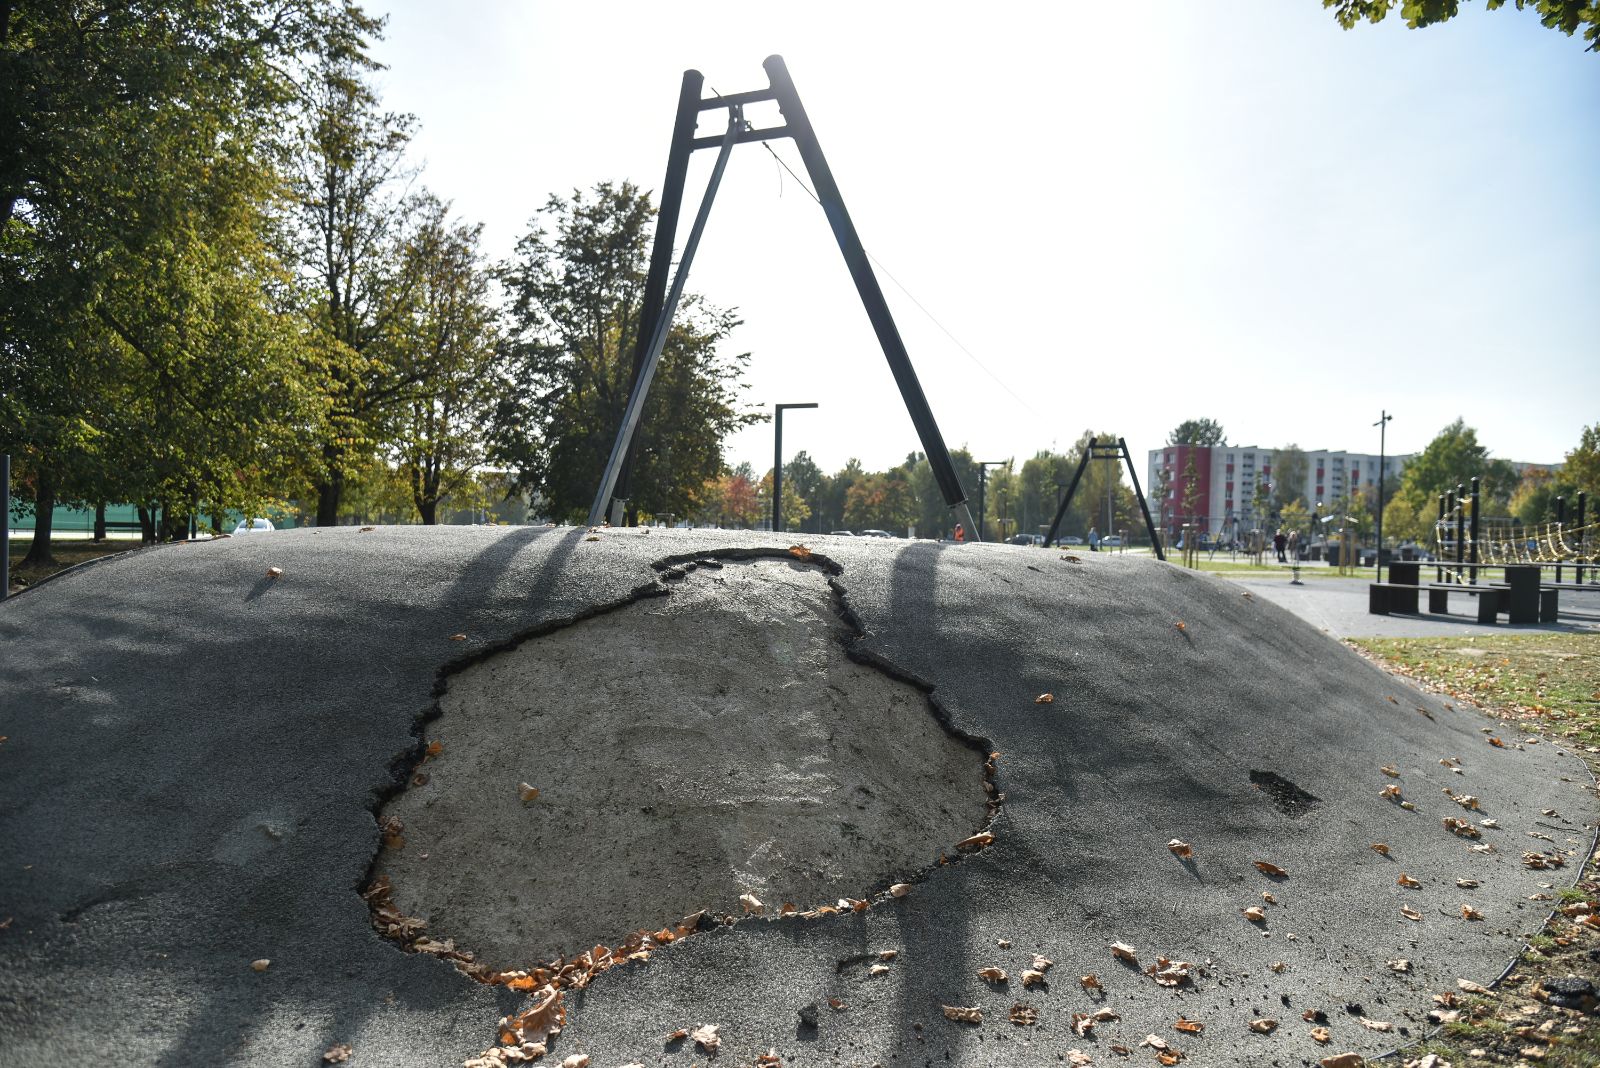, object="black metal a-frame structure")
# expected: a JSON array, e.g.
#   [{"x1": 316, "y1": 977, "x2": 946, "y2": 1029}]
[
  {"x1": 1042, "y1": 437, "x2": 1165, "y2": 561},
  {"x1": 589, "y1": 55, "x2": 975, "y2": 535}
]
